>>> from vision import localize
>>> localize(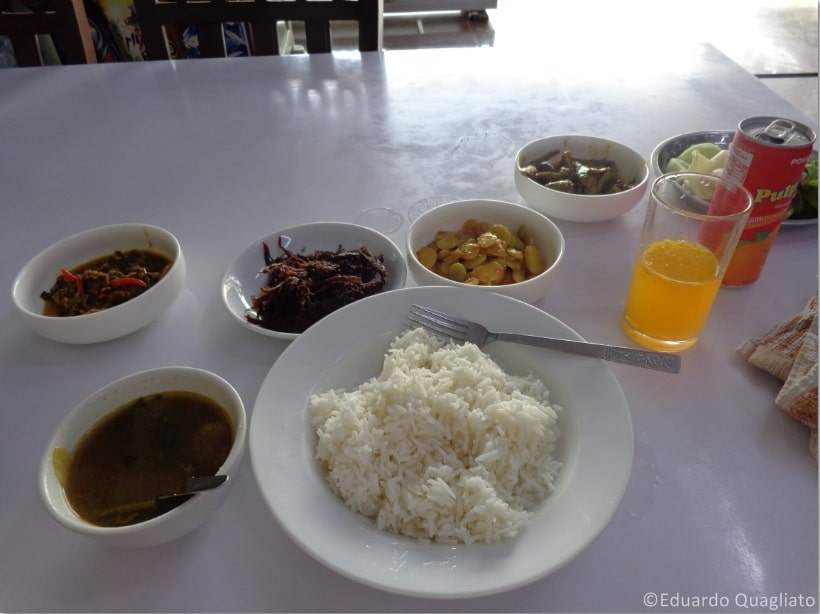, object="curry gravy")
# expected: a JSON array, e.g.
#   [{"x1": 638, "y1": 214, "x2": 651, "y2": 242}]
[
  {"x1": 41, "y1": 249, "x2": 173, "y2": 317},
  {"x1": 60, "y1": 391, "x2": 233, "y2": 527}
]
